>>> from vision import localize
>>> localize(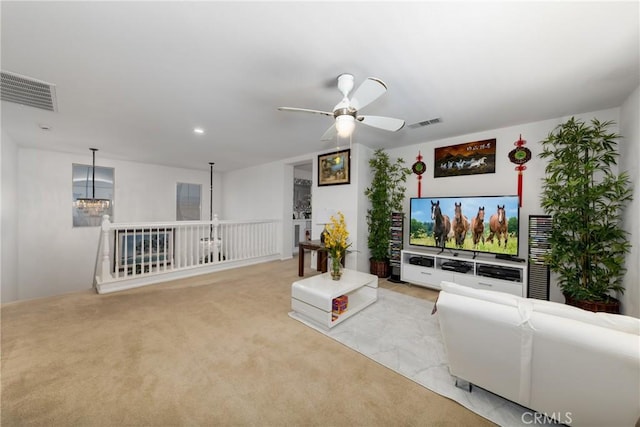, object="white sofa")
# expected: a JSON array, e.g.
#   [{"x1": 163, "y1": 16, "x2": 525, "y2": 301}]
[{"x1": 436, "y1": 281, "x2": 640, "y2": 427}]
